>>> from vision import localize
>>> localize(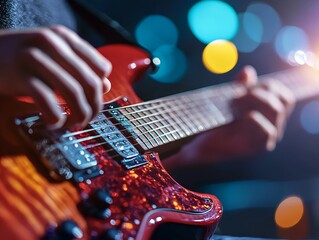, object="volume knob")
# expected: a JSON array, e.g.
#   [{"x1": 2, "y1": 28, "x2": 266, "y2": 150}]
[
  {"x1": 43, "y1": 220, "x2": 83, "y2": 240},
  {"x1": 90, "y1": 189, "x2": 113, "y2": 209},
  {"x1": 100, "y1": 228, "x2": 123, "y2": 240},
  {"x1": 57, "y1": 220, "x2": 83, "y2": 240},
  {"x1": 78, "y1": 189, "x2": 113, "y2": 220}
]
